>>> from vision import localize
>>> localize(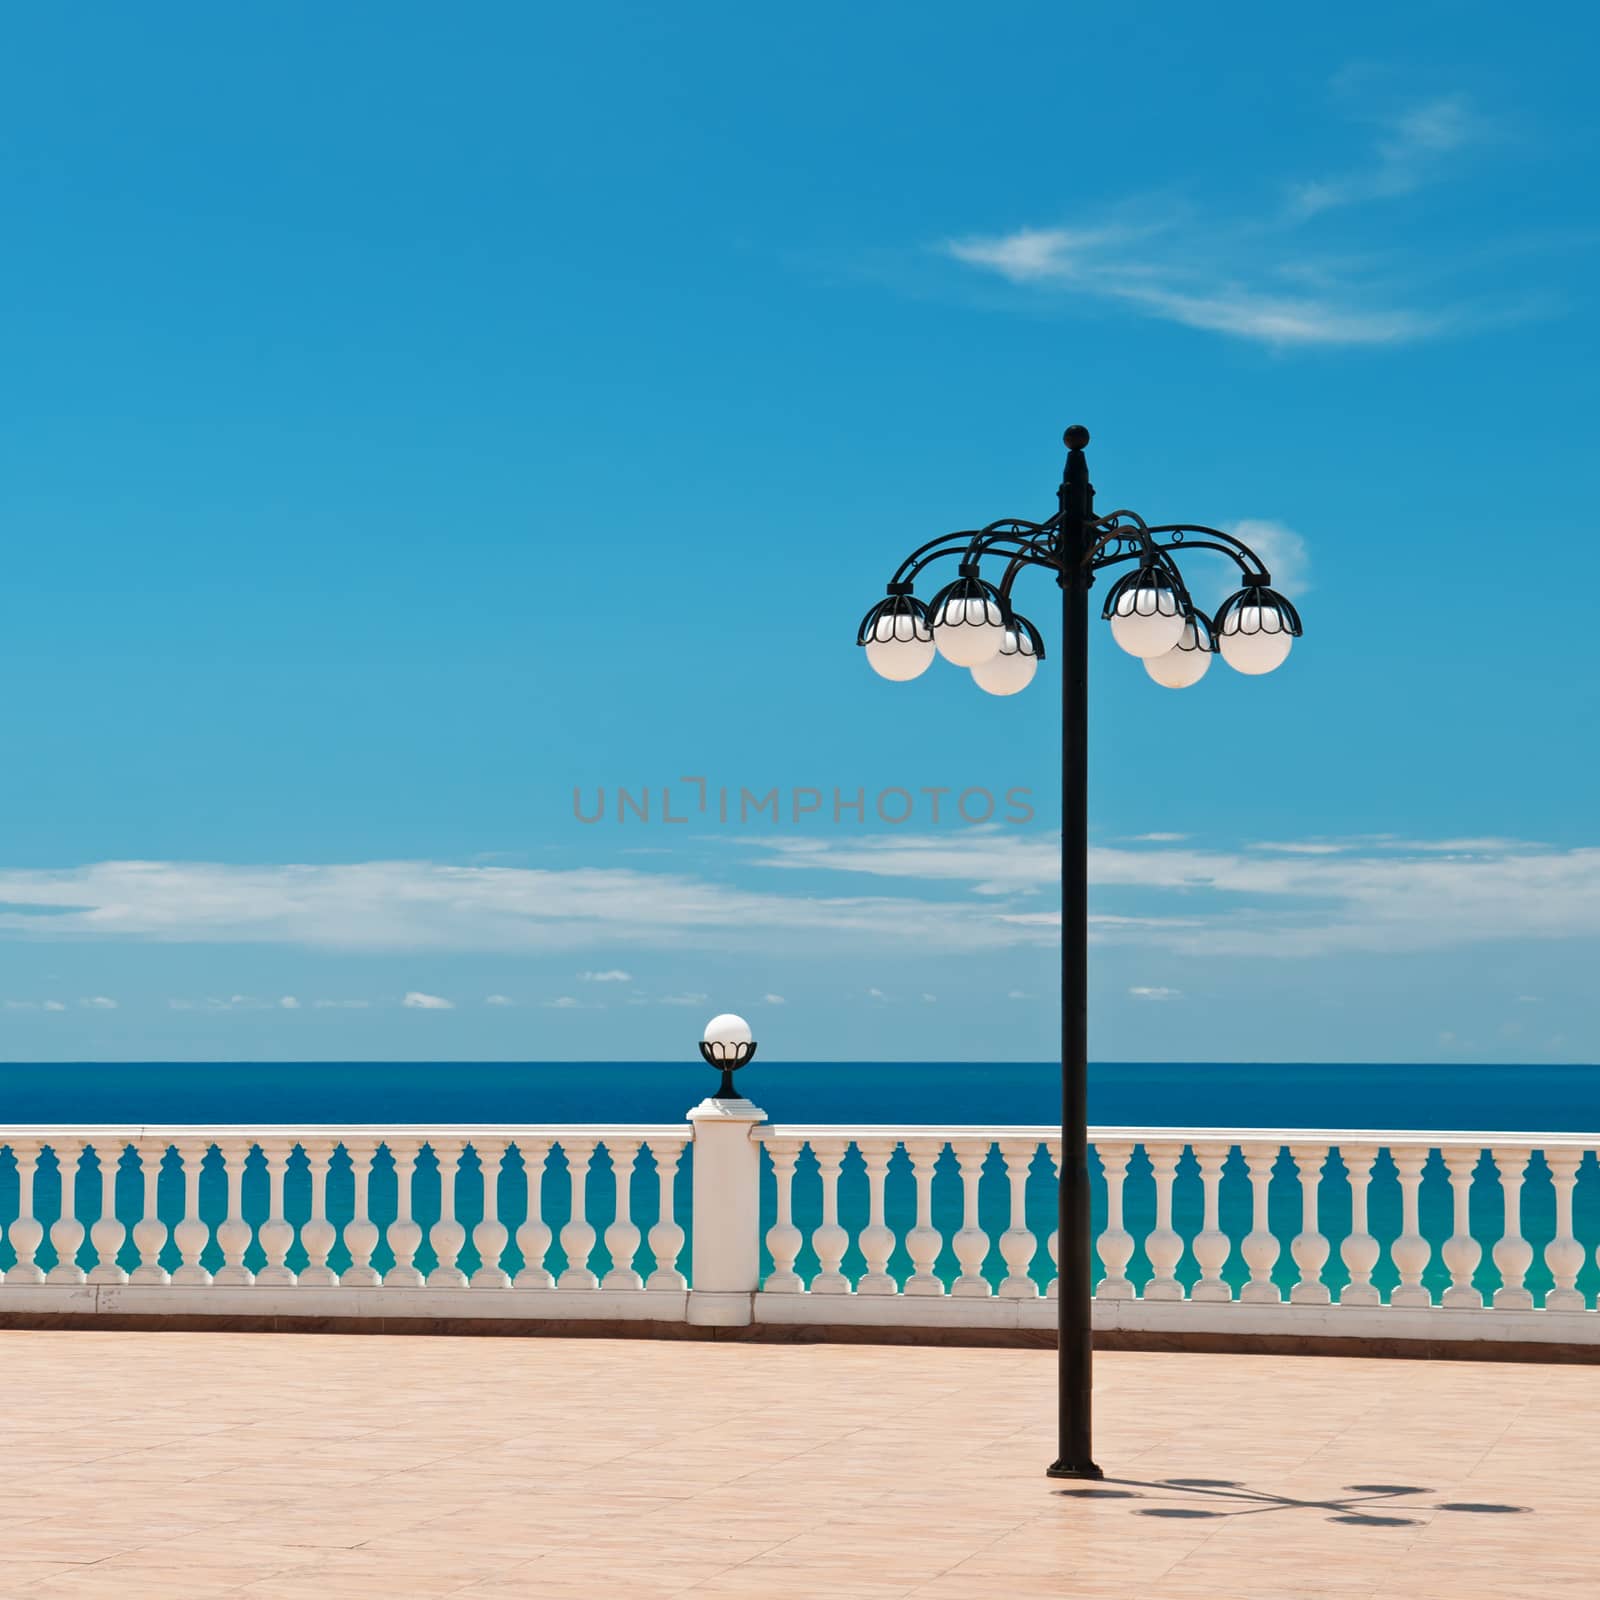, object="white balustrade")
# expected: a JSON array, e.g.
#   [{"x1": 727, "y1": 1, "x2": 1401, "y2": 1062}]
[
  {"x1": 472, "y1": 1140, "x2": 511, "y2": 1288},
  {"x1": 514, "y1": 1138, "x2": 554, "y2": 1288},
  {"x1": 1440, "y1": 1146, "x2": 1484, "y2": 1308},
  {"x1": 557, "y1": 1139, "x2": 598, "y2": 1289},
  {"x1": 1094, "y1": 1141, "x2": 1135, "y2": 1300},
  {"x1": 809, "y1": 1139, "x2": 851, "y2": 1294},
  {"x1": 47, "y1": 1139, "x2": 88, "y2": 1285},
  {"x1": 3, "y1": 1125, "x2": 1599, "y2": 1348},
  {"x1": 1240, "y1": 1144, "x2": 1281, "y2": 1304},
  {"x1": 1190, "y1": 1143, "x2": 1231, "y2": 1302},
  {"x1": 1045, "y1": 1143, "x2": 1061, "y2": 1300},
  {"x1": 601, "y1": 1137, "x2": 643, "y2": 1291},
  {"x1": 1288, "y1": 1144, "x2": 1331, "y2": 1305},
  {"x1": 645, "y1": 1137, "x2": 687, "y2": 1291},
  {"x1": 1143, "y1": 1142, "x2": 1185, "y2": 1301},
  {"x1": 427, "y1": 1139, "x2": 468, "y2": 1288}
]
